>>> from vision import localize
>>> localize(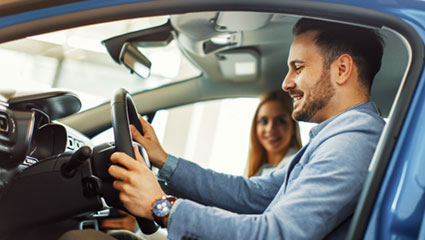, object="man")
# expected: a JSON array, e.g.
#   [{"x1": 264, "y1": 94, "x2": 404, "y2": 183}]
[{"x1": 63, "y1": 18, "x2": 386, "y2": 239}]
